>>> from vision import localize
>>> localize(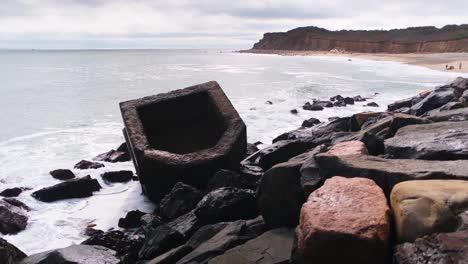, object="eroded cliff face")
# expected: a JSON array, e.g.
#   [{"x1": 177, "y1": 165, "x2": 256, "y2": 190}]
[{"x1": 252, "y1": 25, "x2": 468, "y2": 53}]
